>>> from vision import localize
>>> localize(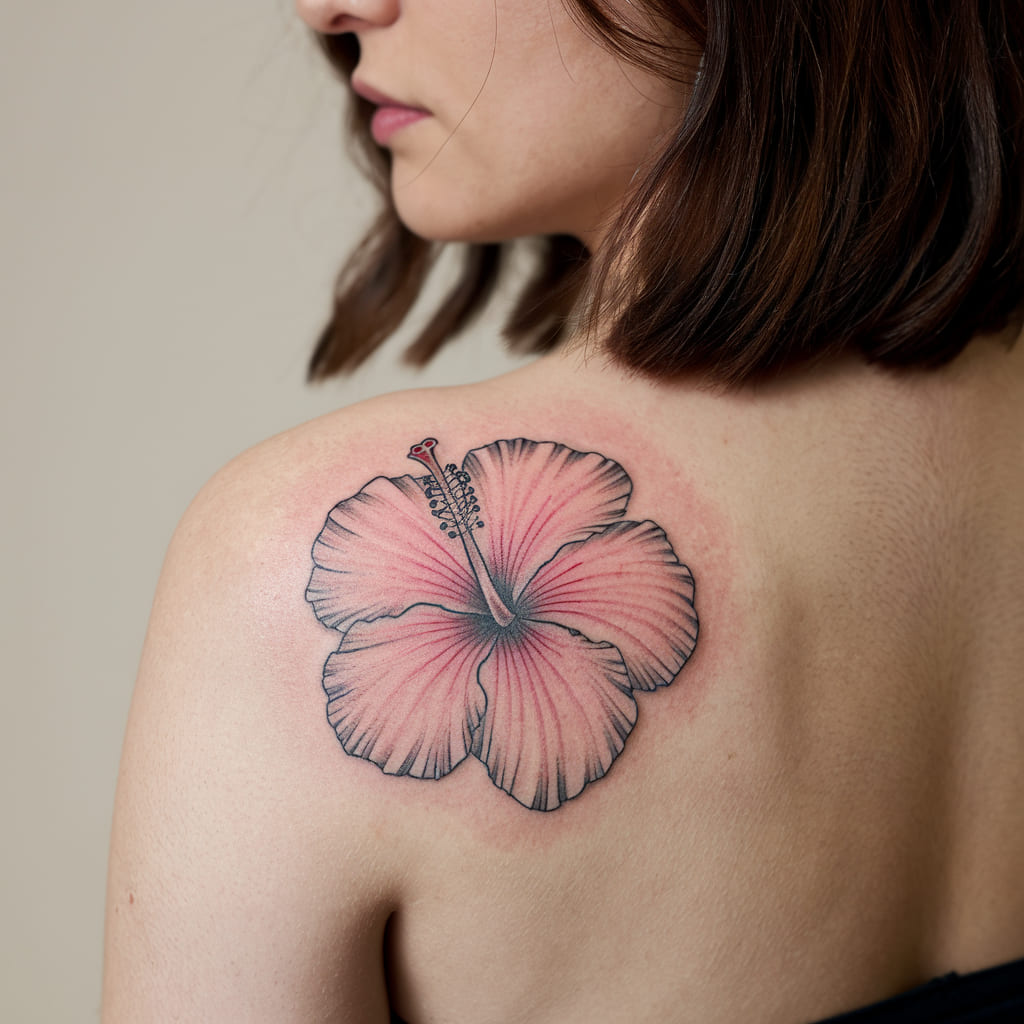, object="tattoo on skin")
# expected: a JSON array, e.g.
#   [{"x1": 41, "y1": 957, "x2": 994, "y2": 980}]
[{"x1": 306, "y1": 438, "x2": 699, "y2": 811}]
